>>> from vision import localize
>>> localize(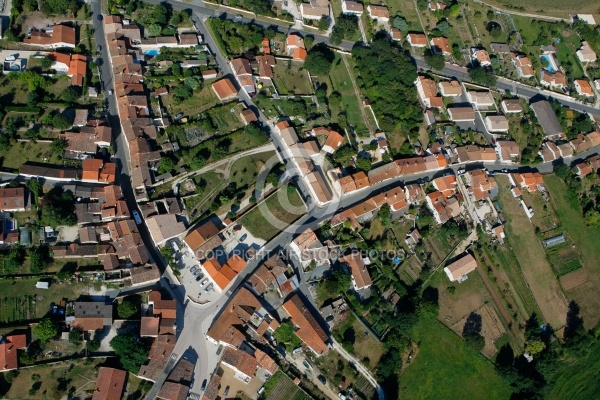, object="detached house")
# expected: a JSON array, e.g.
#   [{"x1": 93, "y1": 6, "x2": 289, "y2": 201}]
[
  {"x1": 339, "y1": 252, "x2": 372, "y2": 291},
  {"x1": 342, "y1": 0, "x2": 364, "y2": 15},
  {"x1": 472, "y1": 48, "x2": 491, "y2": 66},
  {"x1": 444, "y1": 254, "x2": 477, "y2": 282},
  {"x1": 574, "y1": 79, "x2": 594, "y2": 97},
  {"x1": 438, "y1": 80, "x2": 462, "y2": 97},
  {"x1": 415, "y1": 76, "x2": 443, "y2": 109},
  {"x1": 496, "y1": 140, "x2": 520, "y2": 163},
  {"x1": 407, "y1": 33, "x2": 428, "y2": 48},
  {"x1": 576, "y1": 41, "x2": 597, "y2": 63},
  {"x1": 211, "y1": 78, "x2": 238, "y2": 102},
  {"x1": 300, "y1": 0, "x2": 330, "y2": 20},
  {"x1": 282, "y1": 293, "x2": 329, "y2": 356},
  {"x1": 286, "y1": 33, "x2": 307, "y2": 61},
  {"x1": 230, "y1": 58, "x2": 255, "y2": 95},
  {"x1": 0, "y1": 187, "x2": 27, "y2": 212},
  {"x1": 367, "y1": 5, "x2": 389, "y2": 22},
  {"x1": 511, "y1": 53, "x2": 534, "y2": 78},
  {"x1": 430, "y1": 37, "x2": 451, "y2": 55},
  {"x1": 540, "y1": 70, "x2": 567, "y2": 90},
  {"x1": 485, "y1": 115, "x2": 509, "y2": 132},
  {"x1": 24, "y1": 25, "x2": 76, "y2": 49}
]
